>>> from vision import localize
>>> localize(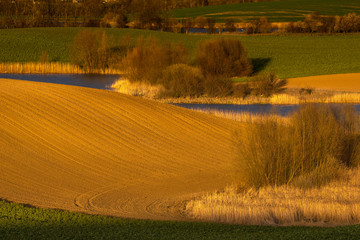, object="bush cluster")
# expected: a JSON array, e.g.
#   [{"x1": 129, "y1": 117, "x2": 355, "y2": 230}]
[
  {"x1": 123, "y1": 37, "x2": 189, "y2": 85},
  {"x1": 196, "y1": 38, "x2": 253, "y2": 78},
  {"x1": 70, "y1": 30, "x2": 135, "y2": 73},
  {"x1": 70, "y1": 32, "x2": 286, "y2": 99},
  {"x1": 246, "y1": 17, "x2": 272, "y2": 34},
  {"x1": 122, "y1": 37, "x2": 253, "y2": 98},
  {"x1": 69, "y1": 30, "x2": 111, "y2": 73},
  {"x1": 249, "y1": 72, "x2": 287, "y2": 97},
  {"x1": 159, "y1": 64, "x2": 204, "y2": 98},
  {"x1": 235, "y1": 104, "x2": 360, "y2": 189}
]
